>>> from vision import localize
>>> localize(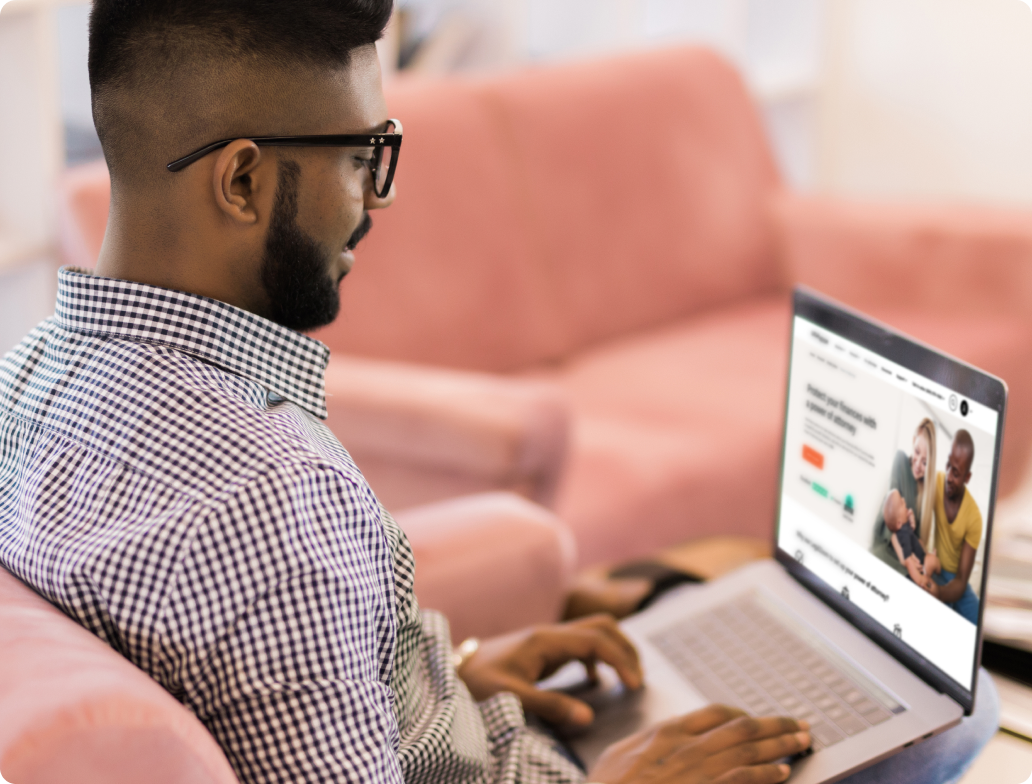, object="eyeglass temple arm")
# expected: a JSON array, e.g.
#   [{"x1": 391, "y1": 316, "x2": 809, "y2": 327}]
[
  {"x1": 167, "y1": 130, "x2": 402, "y2": 173},
  {"x1": 167, "y1": 140, "x2": 234, "y2": 172}
]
